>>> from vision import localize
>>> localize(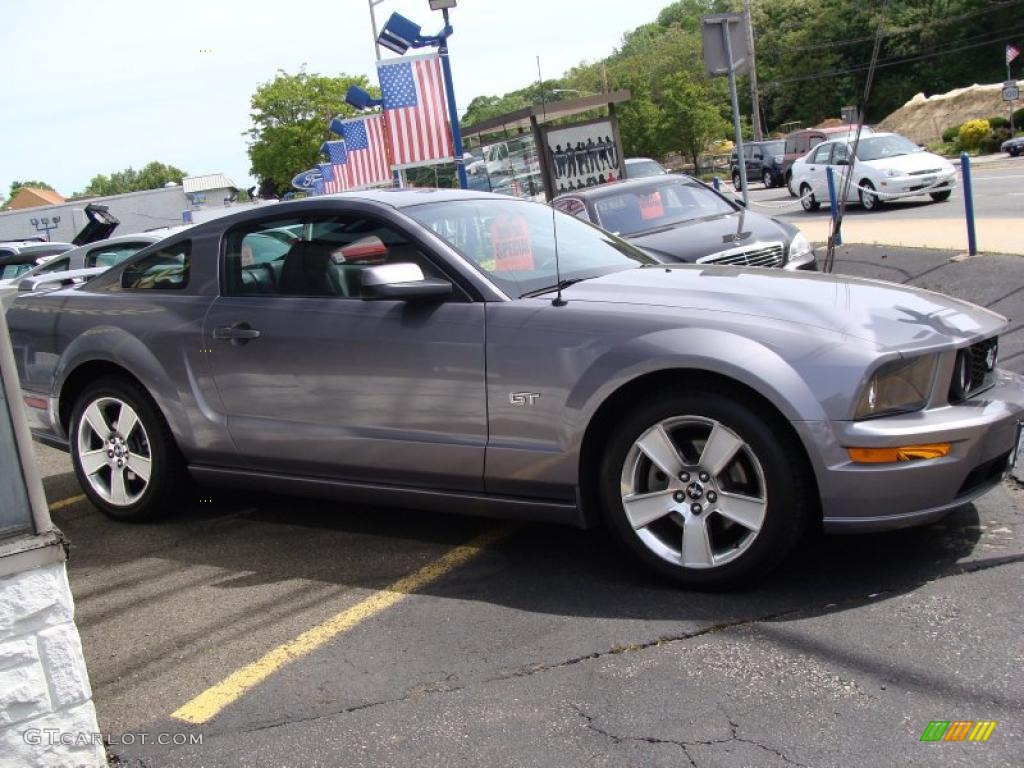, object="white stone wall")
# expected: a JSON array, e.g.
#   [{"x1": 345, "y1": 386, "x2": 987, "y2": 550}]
[{"x1": 0, "y1": 560, "x2": 105, "y2": 768}]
